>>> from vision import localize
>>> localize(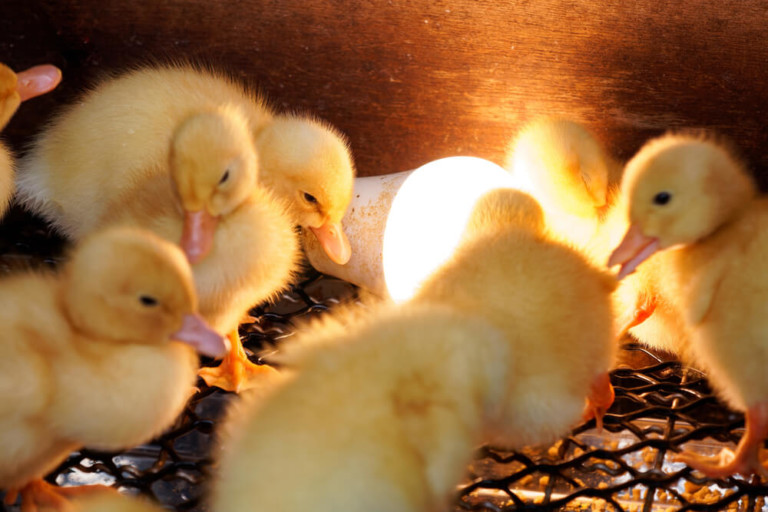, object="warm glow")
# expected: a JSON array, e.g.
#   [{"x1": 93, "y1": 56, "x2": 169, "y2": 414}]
[{"x1": 382, "y1": 156, "x2": 517, "y2": 303}]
